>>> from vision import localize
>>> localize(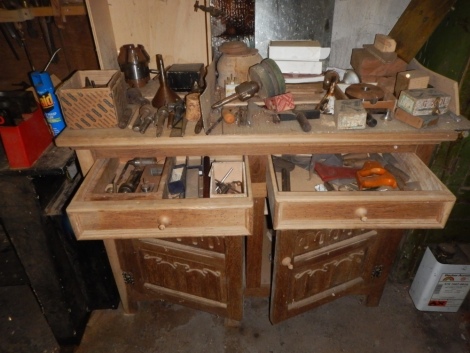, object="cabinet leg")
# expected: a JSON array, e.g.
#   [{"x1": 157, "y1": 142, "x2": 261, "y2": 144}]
[{"x1": 103, "y1": 239, "x2": 138, "y2": 314}]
